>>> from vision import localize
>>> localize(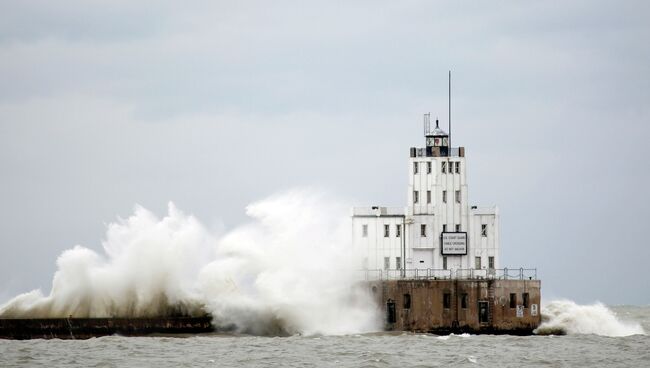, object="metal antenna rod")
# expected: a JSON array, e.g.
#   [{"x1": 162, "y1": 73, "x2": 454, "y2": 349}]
[{"x1": 448, "y1": 70, "x2": 452, "y2": 151}]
